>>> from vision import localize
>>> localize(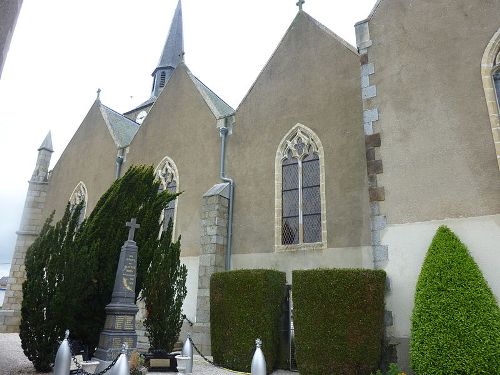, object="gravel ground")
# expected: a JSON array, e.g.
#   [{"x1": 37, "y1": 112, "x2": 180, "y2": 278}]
[{"x1": 0, "y1": 334, "x2": 297, "y2": 375}]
